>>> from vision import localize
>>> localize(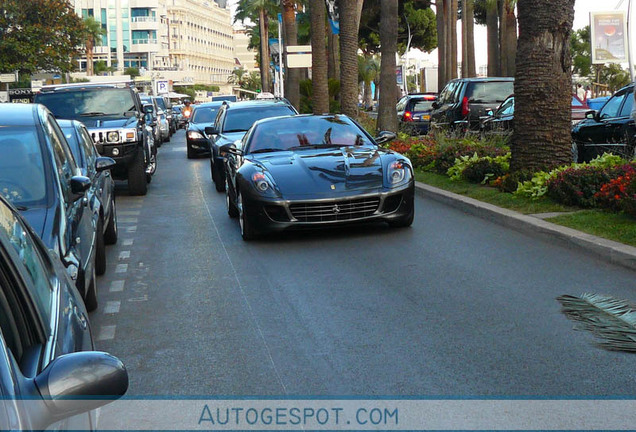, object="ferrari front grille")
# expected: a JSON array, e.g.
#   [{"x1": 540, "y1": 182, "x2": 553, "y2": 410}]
[{"x1": 289, "y1": 197, "x2": 380, "y2": 222}]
